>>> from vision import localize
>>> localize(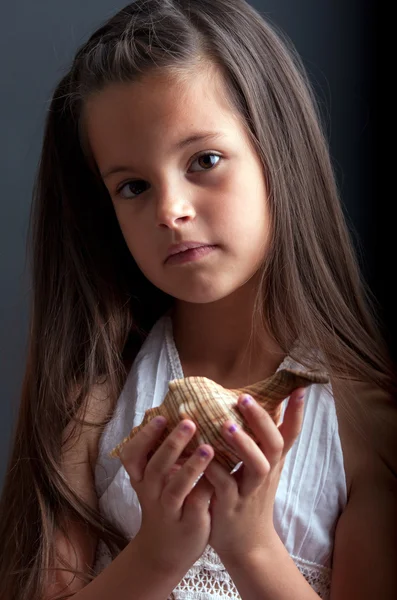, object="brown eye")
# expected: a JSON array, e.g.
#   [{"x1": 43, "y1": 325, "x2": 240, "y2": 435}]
[
  {"x1": 117, "y1": 180, "x2": 150, "y2": 199},
  {"x1": 190, "y1": 152, "x2": 221, "y2": 172}
]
